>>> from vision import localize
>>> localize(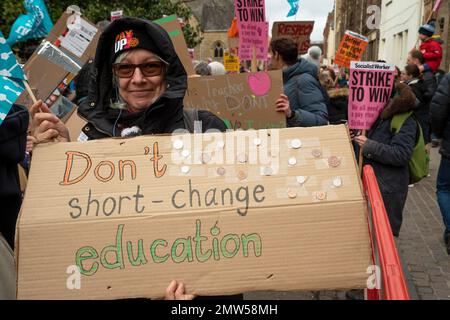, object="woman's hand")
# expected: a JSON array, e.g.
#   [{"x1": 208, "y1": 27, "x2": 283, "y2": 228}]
[
  {"x1": 353, "y1": 135, "x2": 368, "y2": 148},
  {"x1": 30, "y1": 100, "x2": 70, "y2": 143},
  {"x1": 164, "y1": 280, "x2": 195, "y2": 300},
  {"x1": 275, "y1": 94, "x2": 292, "y2": 118},
  {"x1": 26, "y1": 135, "x2": 37, "y2": 154}
]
